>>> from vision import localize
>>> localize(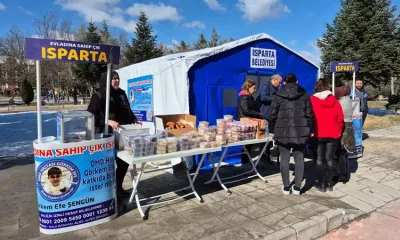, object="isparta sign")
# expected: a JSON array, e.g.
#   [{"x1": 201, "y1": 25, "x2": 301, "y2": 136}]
[
  {"x1": 250, "y1": 47, "x2": 276, "y2": 69},
  {"x1": 25, "y1": 38, "x2": 120, "y2": 64},
  {"x1": 330, "y1": 61, "x2": 359, "y2": 73}
]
